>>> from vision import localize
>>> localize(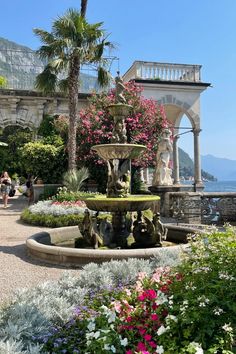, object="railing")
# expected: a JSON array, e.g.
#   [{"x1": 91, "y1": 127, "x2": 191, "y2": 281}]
[
  {"x1": 168, "y1": 192, "x2": 236, "y2": 225},
  {"x1": 123, "y1": 61, "x2": 202, "y2": 82}
]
